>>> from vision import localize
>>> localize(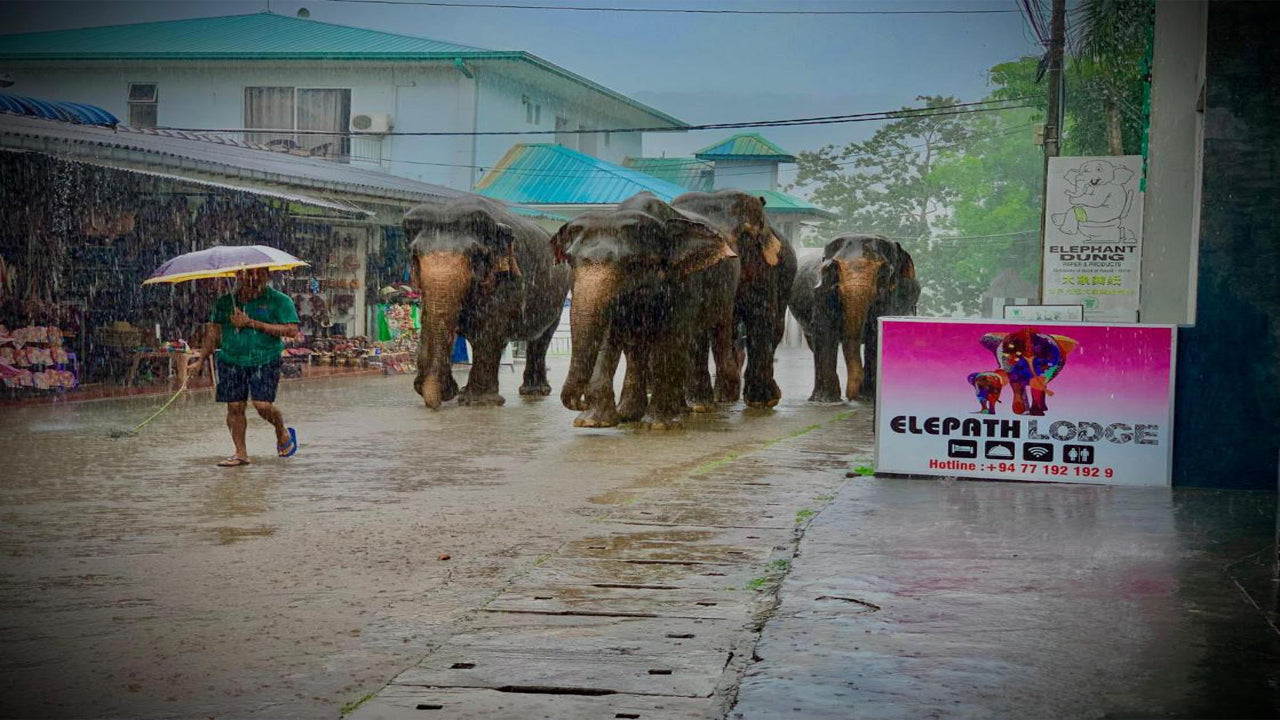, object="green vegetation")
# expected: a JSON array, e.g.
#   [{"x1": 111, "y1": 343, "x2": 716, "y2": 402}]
[
  {"x1": 795, "y1": 508, "x2": 816, "y2": 524},
  {"x1": 853, "y1": 465, "x2": 876, "y2": 476},
  {"x1": 791, "y1": 6, "x2": 1153, "y2": 315},
  {"x1": 340, "y1": 692, "x2": 375, "y2": 717}
]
